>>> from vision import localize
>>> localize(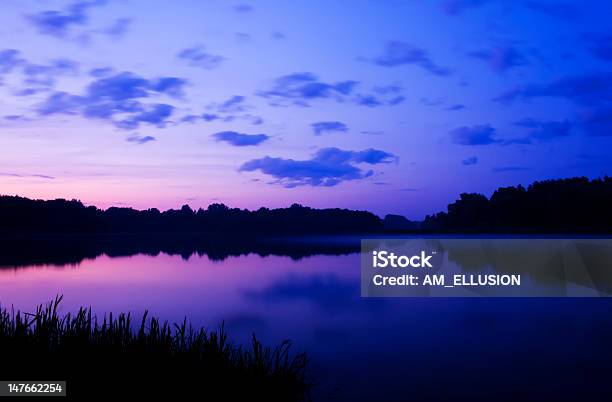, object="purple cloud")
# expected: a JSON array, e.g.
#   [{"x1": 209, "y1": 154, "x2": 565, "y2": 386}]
[
  {"x1": 258, "y1": 72, "x2": 358, "y2": 106},
  {"x1": 177, "y1": 45, "x2": 224, "y2": 69},
  {"x1": 213, "y1": 131, "x2": 269, "y2": 146},
  {"x1": 311, "y1": 121, "x2": 348, "y2": 135},
  {"x1": 239, "y1": 147, "x2": 396, "y2": 187},
  {"x1": 371, "y1": 41, "x2": 451, "y2": 76},
  {"x1": 450, "y1": 124, "x2": 498, "y2": 145}
]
